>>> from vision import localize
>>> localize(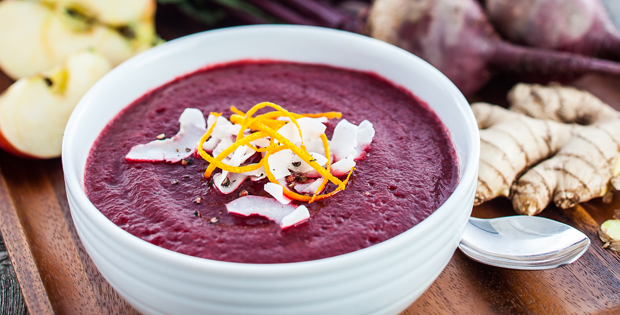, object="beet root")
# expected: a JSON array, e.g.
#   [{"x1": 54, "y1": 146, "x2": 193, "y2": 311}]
[
  {"x1": 366, "y1": 0, "x2": 620, "y2": 96},
  {"x1": 486, "y1": 0, "x2": 620, "y2": 61}
]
